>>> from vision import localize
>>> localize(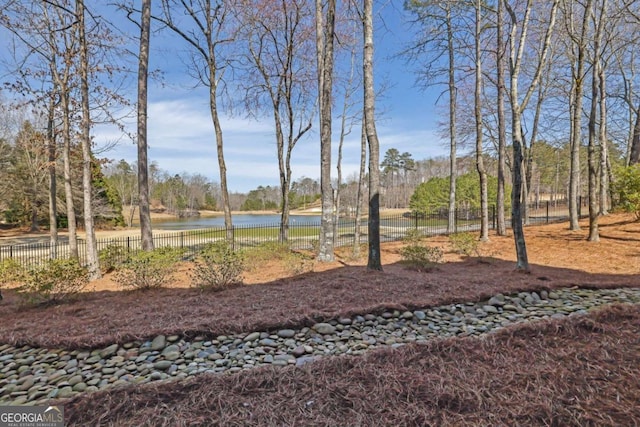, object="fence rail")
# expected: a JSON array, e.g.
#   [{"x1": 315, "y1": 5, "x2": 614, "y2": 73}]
[{"x1": 0, "y1": 199, "x2": 581, "y2": 268}]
